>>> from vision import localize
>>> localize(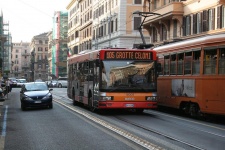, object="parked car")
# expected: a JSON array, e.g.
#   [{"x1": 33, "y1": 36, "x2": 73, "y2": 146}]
[
  {"x1": 56, "y1": 77, "x2": 67, "y2": 88},
  {"x1": 16, "y1": 79, "x2": 27, "y2": 87},
  {"x1": 35, "y1": 79, "x2": 43, "y2": 82},
  {"x1": 20, "y1": 82, "x2": 53, "y2": 110},
  {"x1": 8, "y1": 77, "x2": 17, "y2": 87},
  {"x1": 48, "y1": 80, "x2": 58, "y2": 87}
]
